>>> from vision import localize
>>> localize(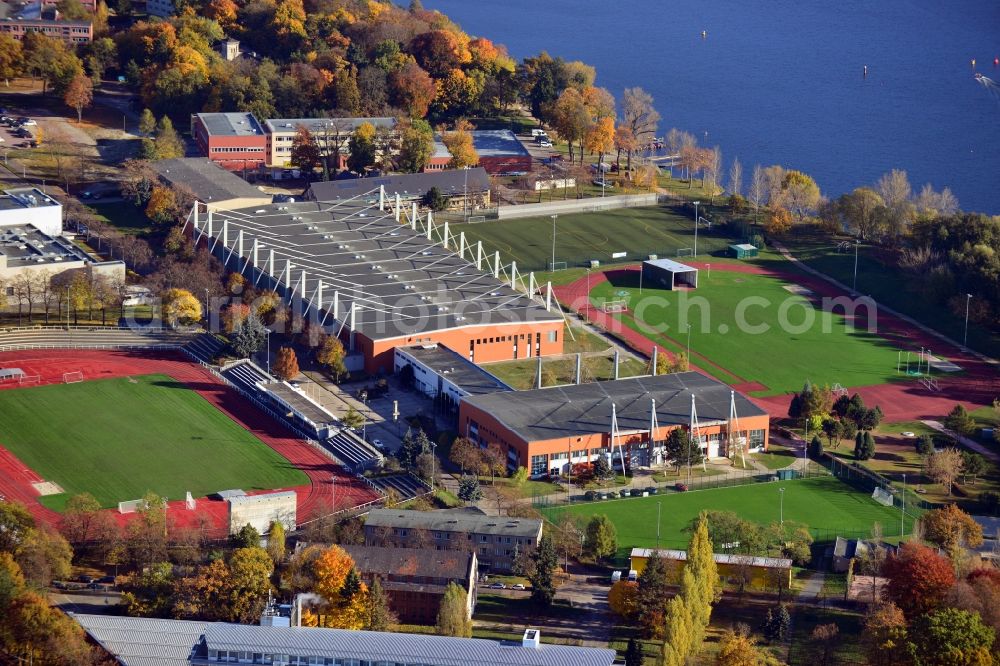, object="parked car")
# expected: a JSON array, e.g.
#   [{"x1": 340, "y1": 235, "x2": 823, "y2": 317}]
[
  {"x1": 618, "y1": 489, "x2": 629, "y2": 498},
  {"x1": 584, "y1": 490, "x2": 597, "y2": 501},
  {"x1": 629, "y1": 488, "x2": 643, "y2": 497},
  {"x1": 488, "y1": 582, "x2": 506, "y2": 589},
  {"x1": 97, "y1": 576, "x2": 115, "y2": 585},
  {"x1": 645, "y1": 486, "x2": 658, "y2": 495},
  {"x1": 538, "y1": 138, "x2": 553, "y2": 147},
  {"x1": 592, "y1": 179, "x2": 613, "y2": 188},
  {"x1": 77, "y1": 575, "x2": 95, "y2": 584},
  {"x1": 511, "y1": 583, "x2": 526, "y2": 590},
  {"x1": 674, "y1": 482, "x2": 689, "y2": 492},
  {"x1": 18, "y1": 118, "x2": 36, "y2": 126}
]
